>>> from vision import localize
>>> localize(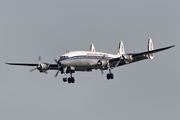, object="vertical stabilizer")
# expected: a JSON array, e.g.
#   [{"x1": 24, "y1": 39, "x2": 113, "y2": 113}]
[
  {"x1": 90, "y1": 44, "x2": 96, "y2": 52},
  {"x1": 117, "y1": 41, "x2": 125, "y2": 56},
  {"x1": 148, "y1": 38, "x2": 154, "y2": 59}
]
